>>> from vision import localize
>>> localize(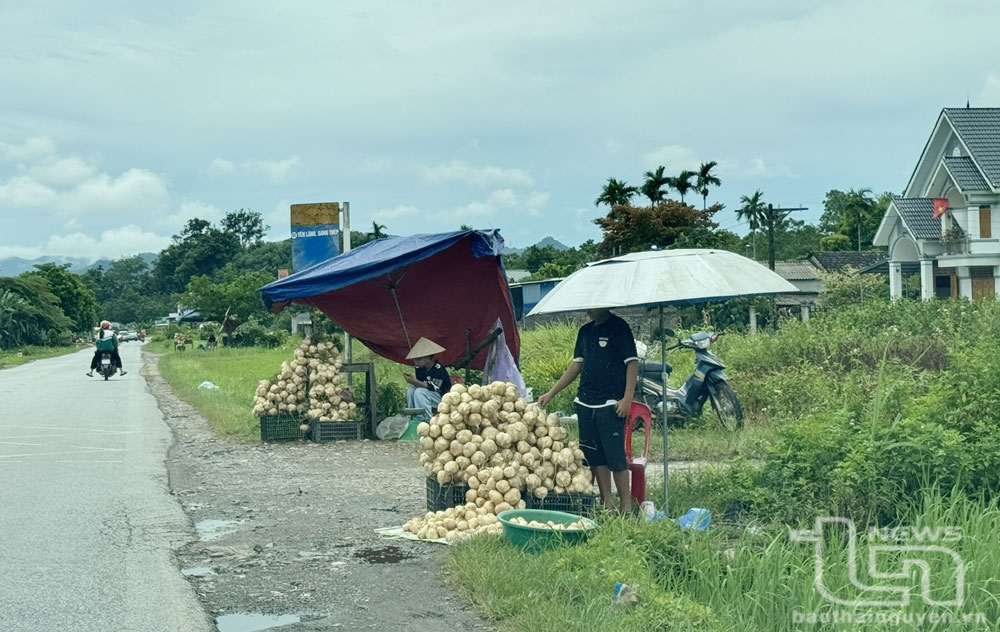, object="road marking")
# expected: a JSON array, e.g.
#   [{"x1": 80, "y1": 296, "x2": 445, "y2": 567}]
[
  {"x1": 0, "y1": 448, "x2": 124, "y2": 459},
  {"x1": 0, "y1": 440, "x2": 44, "y2": 447},
  {"x1": 56, "y1": 460, "x2": 123, "y2": 464},
  {"x1": 3, "y1": 425, "x2": 140, "y2": 434},
  {"x1": 70, "y1": 445, "x2": 126, "y2": 452},
  {"x1": 0, "y1": 434, "x2": 67, "y2": 440}
]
